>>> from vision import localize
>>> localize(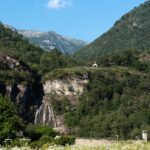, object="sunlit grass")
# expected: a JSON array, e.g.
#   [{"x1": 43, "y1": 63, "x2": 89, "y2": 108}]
[
  {"x1": 1, "y1": 141, "x2": 150, "y2": 150},
  {"x1": 42, "y1": 65, "x2": 145, "y2": 81}
]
